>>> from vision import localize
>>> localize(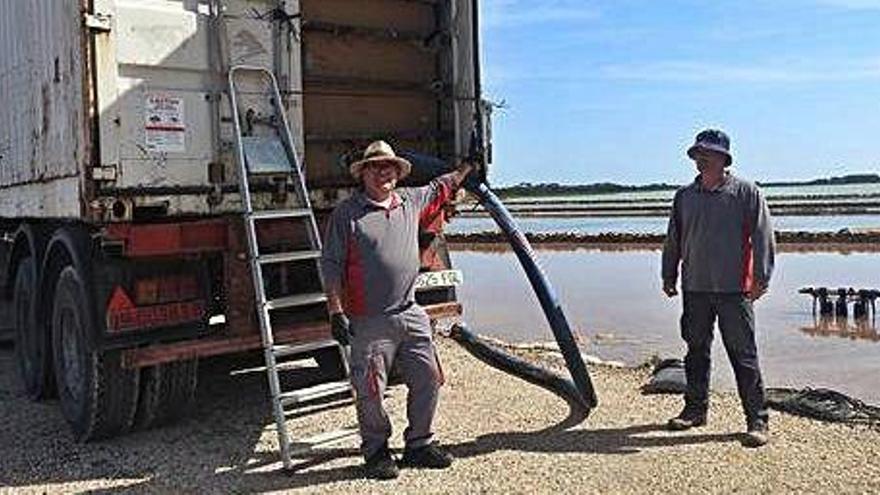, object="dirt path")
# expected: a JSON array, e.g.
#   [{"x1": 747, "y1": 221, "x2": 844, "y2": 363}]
[{"x1": 1, "y1": 339, "x2": 878, "y2": 493}]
